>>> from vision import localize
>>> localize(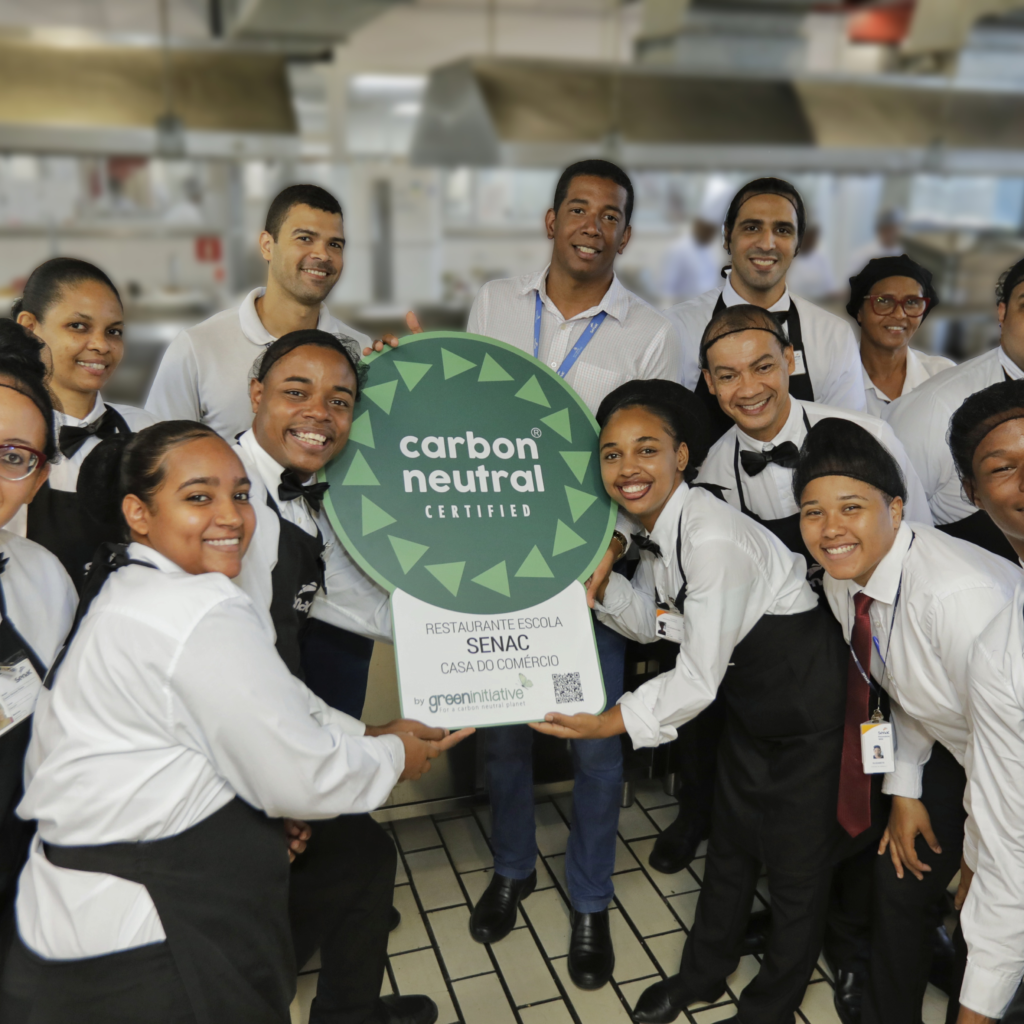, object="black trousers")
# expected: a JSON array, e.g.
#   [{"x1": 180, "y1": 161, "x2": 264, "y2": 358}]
[
  {"x1": 672, "y1": 698, "x2": 726, "y2": 833},
  {"x1": 0, "y1": 936, "x2": 196, "y2": 1024},
  {"x1": 289, "y1": 813, "x2": 397, "y2": 1024},
  {"x1": 863, "y1": 743, "x2": 967, "y2": 1024}
]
